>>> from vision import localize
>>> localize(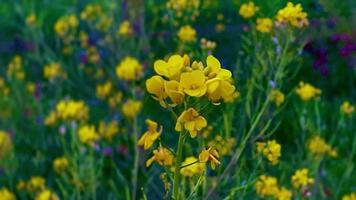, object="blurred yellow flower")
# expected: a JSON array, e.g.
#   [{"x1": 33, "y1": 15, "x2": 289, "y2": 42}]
[
  {"x1": 35, "y1": 189, "x2": 59, "y2": 200},
  {"x1": 122, "y1": 99, "x2": 142, "y2": 118},
  {"x1": 308, "y1": 135, "x2": 337, "y2": 158},
  {"x1": 175, "y1": 108, "x2": 207, "y2": 138},
  {"x1": 54, "y1": 15, "x2": 78, "y2": 38},
  {"x1": 343, "y1": 192, "x2": 356, "y2": 200},
  {"x1": 276, "y1": 187, "x2": 292, "y2": 200},
  {"x1": 98, "y1": 120, "x2": 119, "y2": 142},
  {"x1": 340, "y1": 101, "x2": 355, "y2": 116},
  {"x1": 199, "y1": 147, "x2": 220, "y2": 170},
  {"x1": 270, "y1": 89, "x2": 285, "y2": 107},
  {"x1": 27, "y1": 176, "x2": 46, "y2": 192},
  {"x1": 78, "y1": 125, "x2": 99, "y2": 145},
  {"x1": 291, "y1": 168, "x2": 314, "y2": 189},
  {"x1": 146, "y1": 147, "x2": 174, "y2": 167},
  {"x1": 96, "y1": 81, "x2": 112, "y2": 100},
  {"x1": 0, "y1": 131, "x2": 12, "y2": 160},
  {"x1": 180, "y1": 156, "x2": 205, "y2": 177},
  {"x1": 55, "y1": 100, "x2": 89, "y2": 122},
  {"x1": 53, "y1": 156, "x2": 69, "y2": 174},
  {"x1": 26, "y1": 14, "x2": 36, "y2": 26},
  {"x1": 115, "y1": 57, "x2": 143, "y2": 81},
  {"x1": 0, "y1": 187, "x2": 15, "y2": 200},
  {"x1": 117, "y1": 20, "x2": 133, "y2": 37},
  {"x1": 44, "y1": 62, "x2": 66, "y2": 81},
  {"x1": 177, "y1": 25, "x2": 196, "y2": 43},
  {"x1": 256, "y1": 140, "x2": 281, "y2": 165},
  {"x1": 256, "y1": 18, "x2": 273, "y2": 33},
  {"x1": 255, "y1": 175, "x2": 279, "y2": 198},
  {"x1": 138, "y1": 119, "x2": 162, "y2": 150},
  {"x1": 295, "y1": 81, "x2": 321, "y2": 101},
  {"x1": 276, "y1": 2, "x2": 309, "y2": 28},
  {"x1": 7, "y1": 55, "x2": 25, "y2": 81},
  {"x1": 208, "y1": 135, "x2": 236, "y2": 156},
  {"x1": 239, "y1": 2, "x2": 259, "y2": 19}
]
